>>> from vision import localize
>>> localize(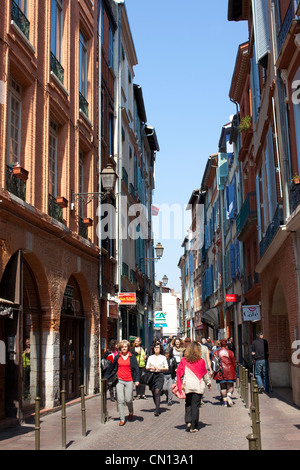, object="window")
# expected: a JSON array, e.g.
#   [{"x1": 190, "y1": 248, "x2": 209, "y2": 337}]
[
  {"x1": 8, "y1": 78, "x2": 22, "y2": 165},
  {"x1": 51, "y1": 0, "x2": 63, "y2": 63},
  {"x1": 79, "y1": 31, "x2": 87, "y2": 98},
  {"x1": 108, "y1": 23, "x2": 114, "y2": 69},
  {"x1": 49, "y1": 119, "x2": 58, "y2": 197},
  {"x1": 109, "y1": 111, "x2": 114, "y2": 157}
]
